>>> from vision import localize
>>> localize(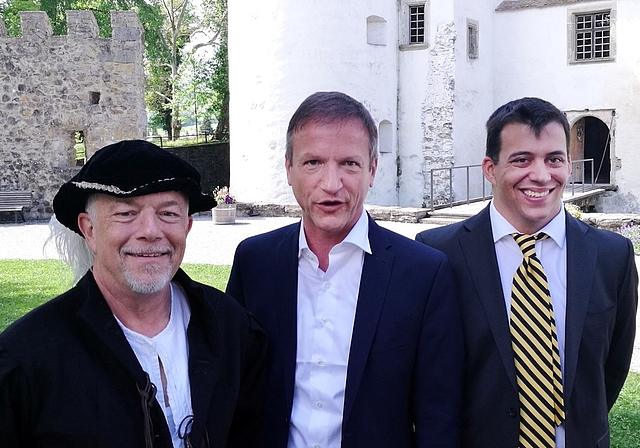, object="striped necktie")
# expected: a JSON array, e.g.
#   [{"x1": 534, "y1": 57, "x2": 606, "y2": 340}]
[{"x1": 510, "y1": 233, "x2": 565, "y2": 448}]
